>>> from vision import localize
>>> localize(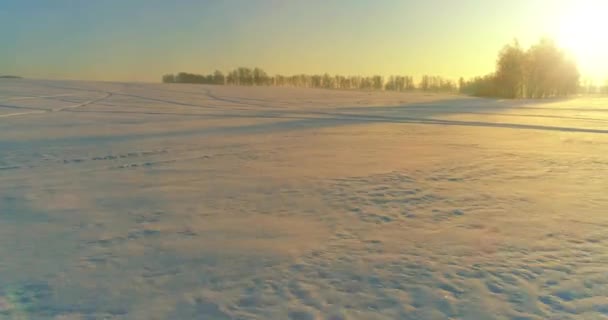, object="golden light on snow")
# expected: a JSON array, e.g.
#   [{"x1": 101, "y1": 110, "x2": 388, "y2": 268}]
[{"x1": 555, "y1": 0, "x2": 608, "y2": 83}]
